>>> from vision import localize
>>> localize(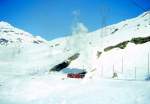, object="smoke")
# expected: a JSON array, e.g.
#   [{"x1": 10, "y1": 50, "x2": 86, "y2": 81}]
[{"x1": 72, "y1": 22, "x2": 88, "y2": 35}]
